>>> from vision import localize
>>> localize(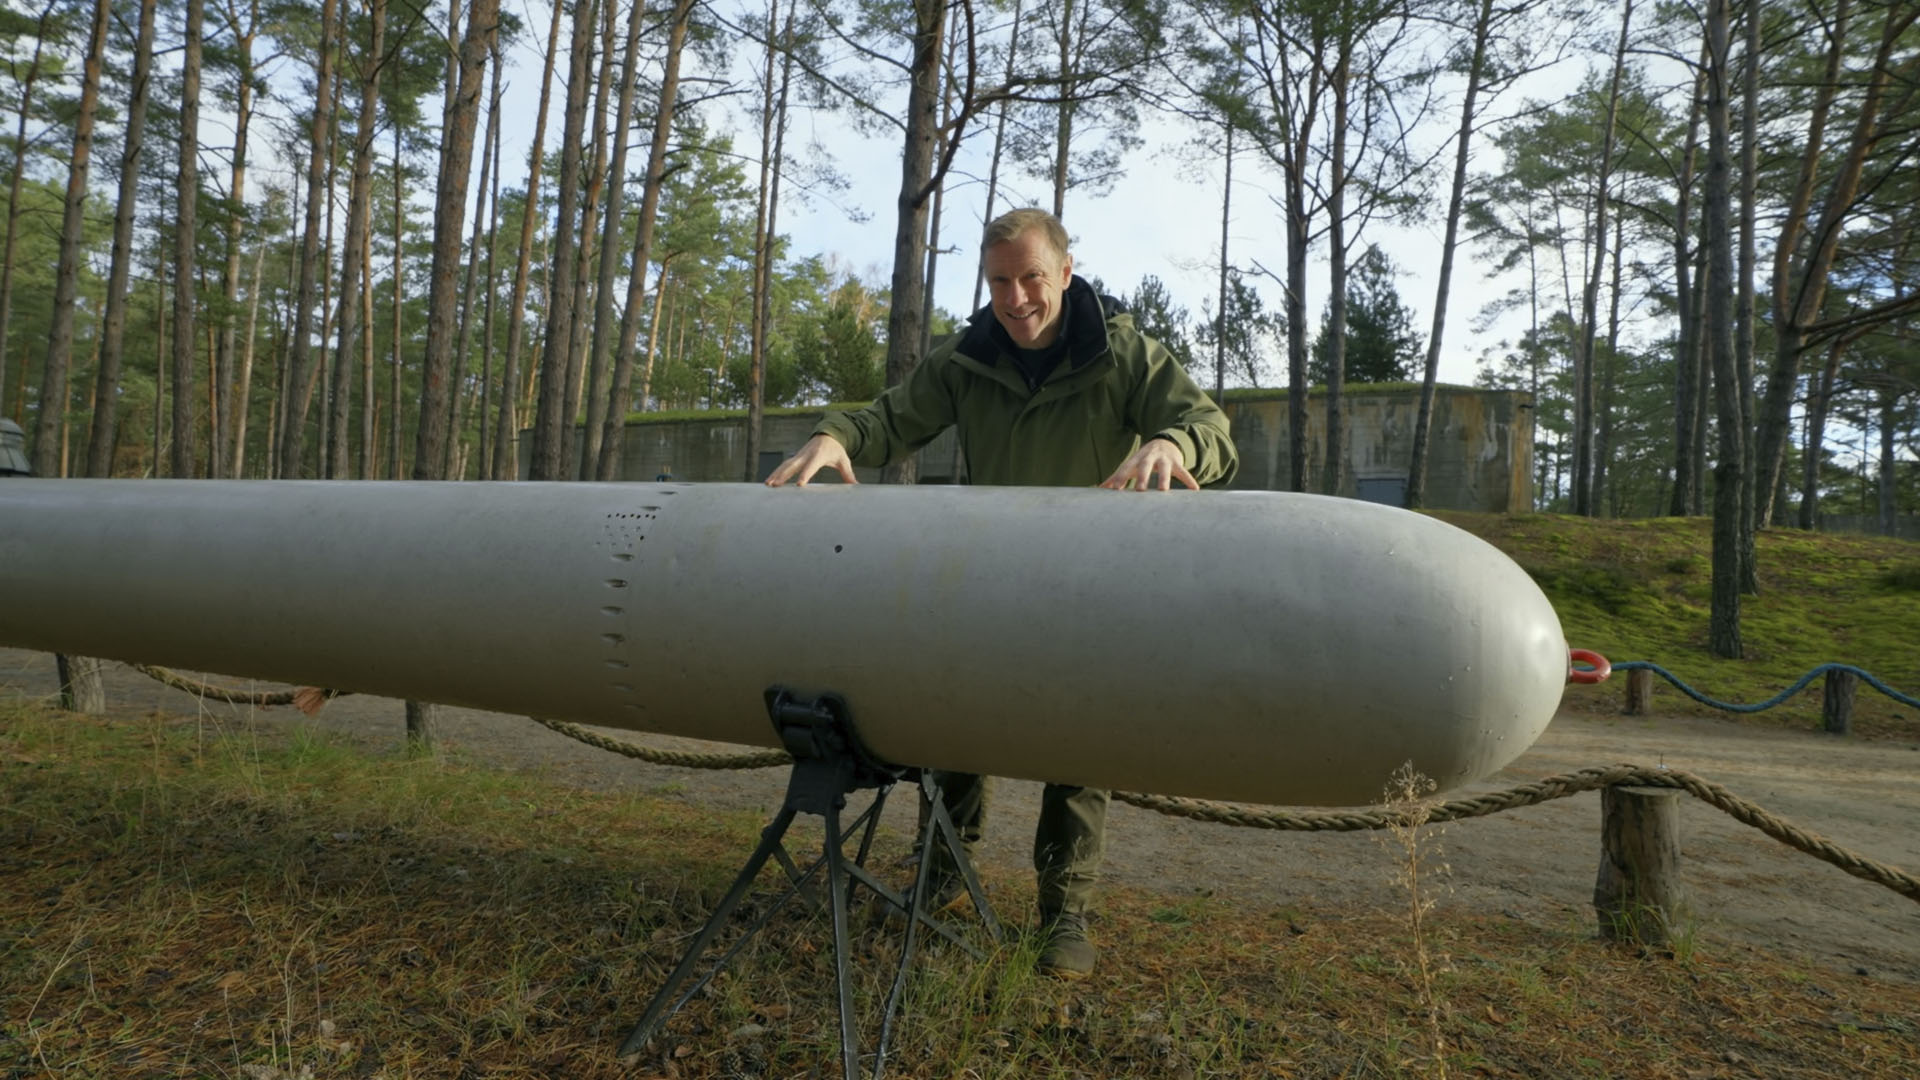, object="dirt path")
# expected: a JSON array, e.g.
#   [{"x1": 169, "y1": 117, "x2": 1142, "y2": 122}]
[{"x1": 6, "y1": 648, "x2": 1917, "y2": 983}]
